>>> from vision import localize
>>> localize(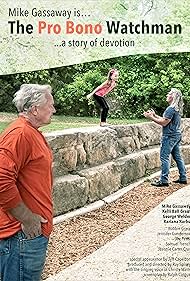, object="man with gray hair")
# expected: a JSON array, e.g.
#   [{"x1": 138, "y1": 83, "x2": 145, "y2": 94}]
[
  {"x1": 144, "y1": 88, "x2": 187, "y2": 187},
  {"x1": 0, "y1": 84, "x2": 56, "y2": 281}
]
